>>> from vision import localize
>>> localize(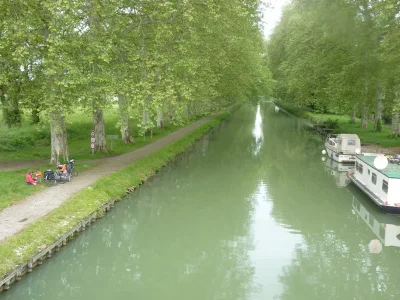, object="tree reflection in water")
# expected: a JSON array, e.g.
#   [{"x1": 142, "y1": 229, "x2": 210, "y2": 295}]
[
  {"x1": 1, "y1": 105, "x2": 264, "y2": 300},
  {"x1": 261, "y1": 105, "x2": 400, "y2": 300},
  {"x1": 3, "y1": 104, "x2": 400, "y2": 300}
]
